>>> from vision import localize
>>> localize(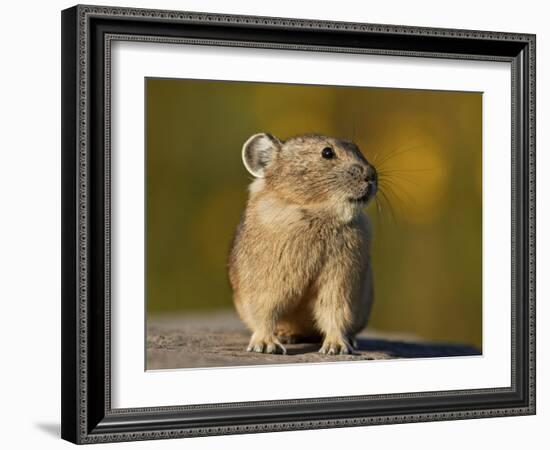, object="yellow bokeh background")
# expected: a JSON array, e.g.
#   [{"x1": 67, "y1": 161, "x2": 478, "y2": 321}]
[{"x1": 146, "y1": 78, "x2": 482, "y2": 349}]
